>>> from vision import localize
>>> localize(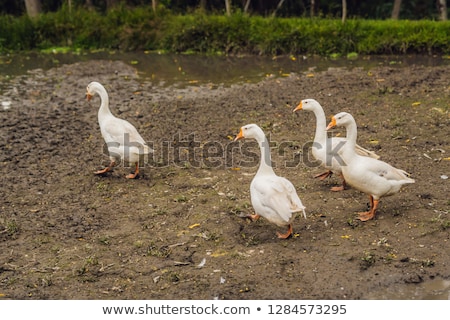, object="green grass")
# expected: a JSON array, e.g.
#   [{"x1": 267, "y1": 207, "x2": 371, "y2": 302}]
[{"x1": 0, "y1": 6, "x2": 449, "y2": 55}]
